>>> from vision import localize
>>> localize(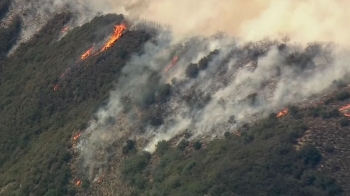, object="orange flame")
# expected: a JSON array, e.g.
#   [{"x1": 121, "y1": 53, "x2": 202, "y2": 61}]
[
  {"x1": 97, "y1": 174, "x2": 105, "y2": 183},
  {"x1": 100, "y1": 24, "x2": 127, "y2": 53},
  {"x1": 54, "y1": 85, "x2": 59, "y2": 91},
  {"x1": 235, "y1": 131, "x2": 241, "y2": 137},
  {"x1": 73, "y1": 133, "x2": 82, "y2": 141},
  {"x1": 61, "y1": 27, "x2": 69, "y2": 33},
  {"x1": 81, "y1": 47, "x2": 94, "y2": 61},
  {"x1": 75, "y1": 180, "x2": 82, "y2": 186},
  {"x1": 276, "y1": 108, "x2": 288, "y2": 118},
  {"x1": 164, "y1": 56, "x2": 179, "y2": 73},
  {"x1": 339, "y1": 104, "x2": 350, "y2": 117},
  {"x1": 339, "y1": 104, "x2": 350, "y2": 112}
]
